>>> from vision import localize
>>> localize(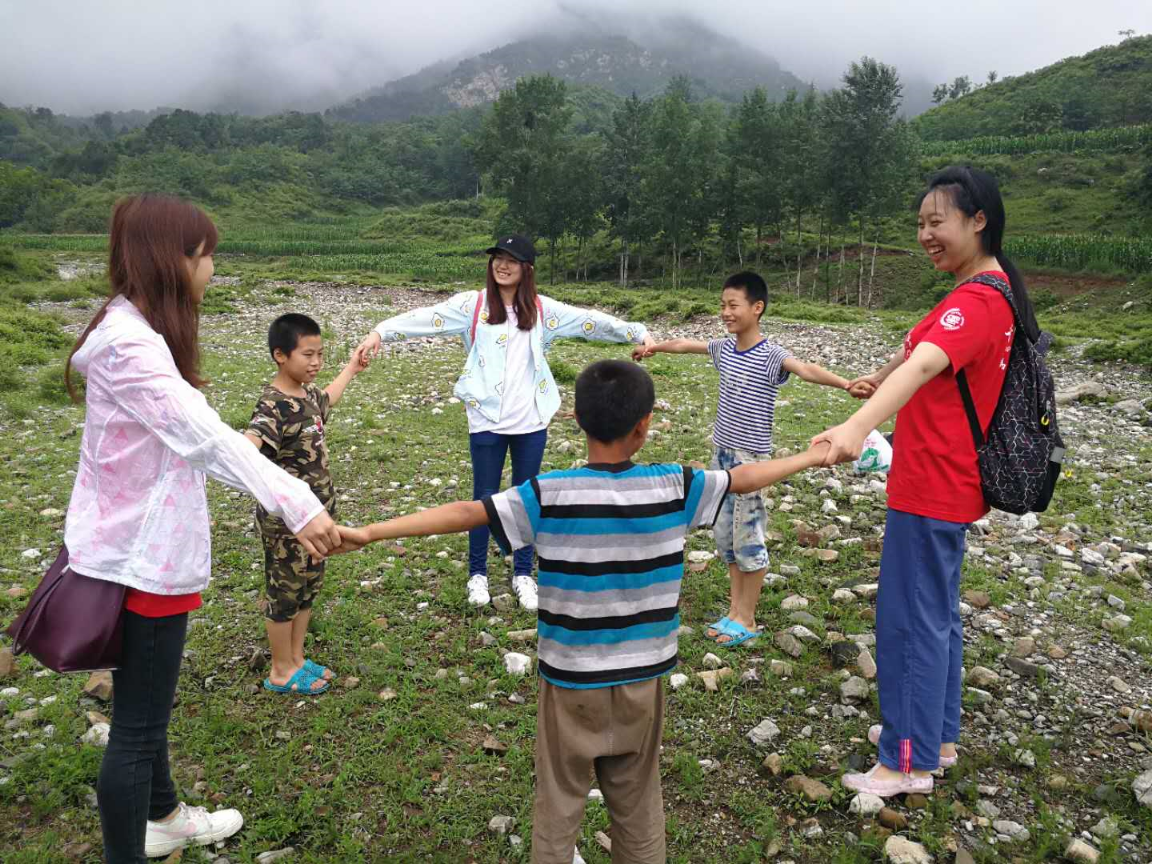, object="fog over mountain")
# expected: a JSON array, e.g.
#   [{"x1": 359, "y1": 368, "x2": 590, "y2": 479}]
[{"x1": 1, "y1": 0, "x2": 1149, "y2": 116}]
